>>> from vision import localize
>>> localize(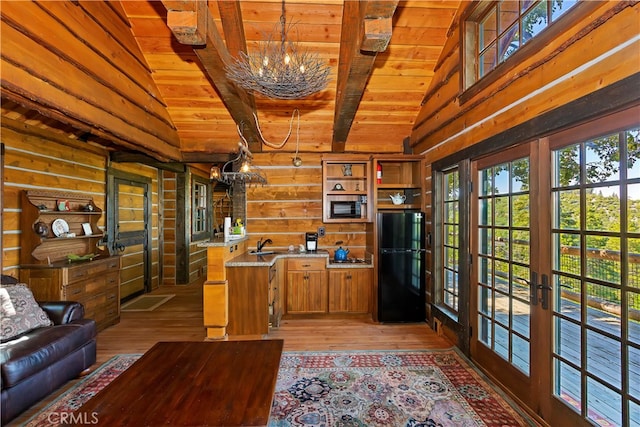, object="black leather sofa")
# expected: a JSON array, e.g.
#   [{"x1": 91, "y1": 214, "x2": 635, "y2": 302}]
[{"x1": 0, "y1": 300, "x2": 97, "y2": 424}]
